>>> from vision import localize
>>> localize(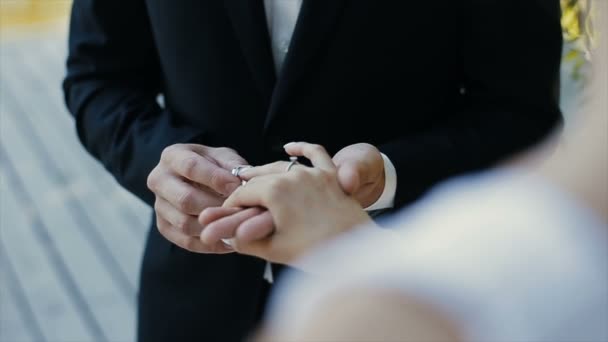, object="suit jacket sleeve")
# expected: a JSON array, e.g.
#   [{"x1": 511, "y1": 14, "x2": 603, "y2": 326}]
[
  {"x1": 379, "y1": 0, "x2": 564, "y2": 207},
  {"x1": 63, "y1": 0, "x2": 203, "y2": 206}
]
